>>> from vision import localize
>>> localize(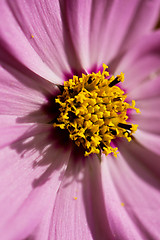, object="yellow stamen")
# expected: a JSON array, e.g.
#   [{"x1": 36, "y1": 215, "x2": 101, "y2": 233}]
[{"x1": 53, "y1": 65, "x2": 140, "y2": 157}]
